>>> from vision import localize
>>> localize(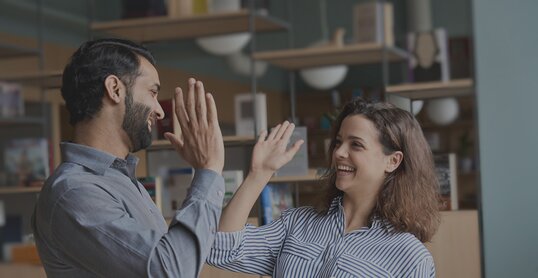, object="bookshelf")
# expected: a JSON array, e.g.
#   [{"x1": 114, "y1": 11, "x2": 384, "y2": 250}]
[
  {"x1": 0, "y1": 70, "x2": 63, "y2": 89},
  {"x1": 0, "y1": 42, "x2": 40, "y2": 59},
  {"x1": 269, "y1": 169, "x2": 320, "y2": 183},
  {"x1": 385, "y1": 79, "x2": 474, "y2": 100},
  {"x1": 0, "y1": 186, "x2": 42, "y2": 195},
  {"x1": 253, "y1": 43, "x2": 408, "y2": 70},
  {"x1": 91, "y1": 10, "x2": 289, "y2": 42},
  {"x1": 148, "y1": 135, "x2": 256, "y2": 151},
  {"x1": 0, "y1": 117, "x2": 45, "y2": 126}
]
